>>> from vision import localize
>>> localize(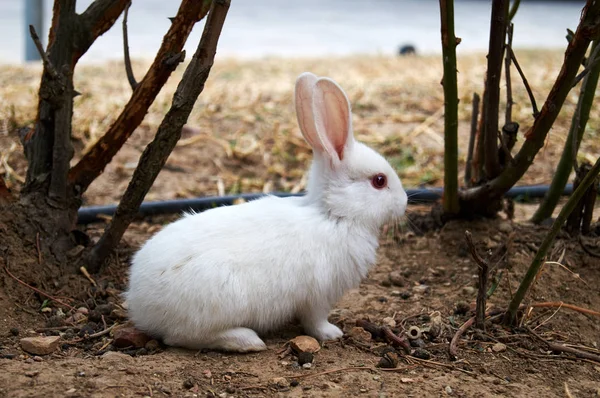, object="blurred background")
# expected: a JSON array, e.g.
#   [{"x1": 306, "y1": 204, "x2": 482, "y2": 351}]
[{"x1": 0, "y1": 0, "x2": 586, "y2": 64}]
